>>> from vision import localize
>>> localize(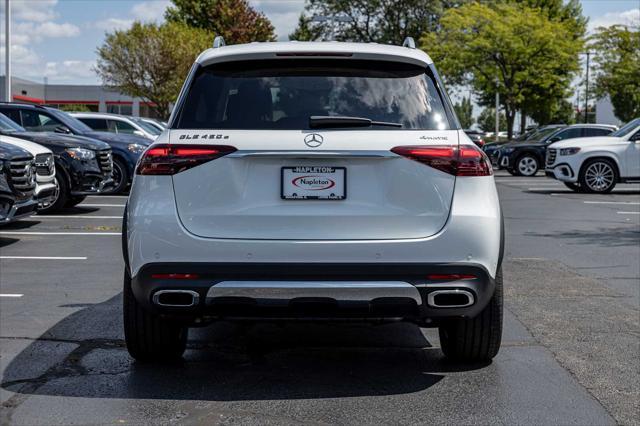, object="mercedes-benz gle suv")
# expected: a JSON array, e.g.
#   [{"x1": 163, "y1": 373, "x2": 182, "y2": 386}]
[{"x1": 123, "y1": 40, "x2": 504, "y2": 363}]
